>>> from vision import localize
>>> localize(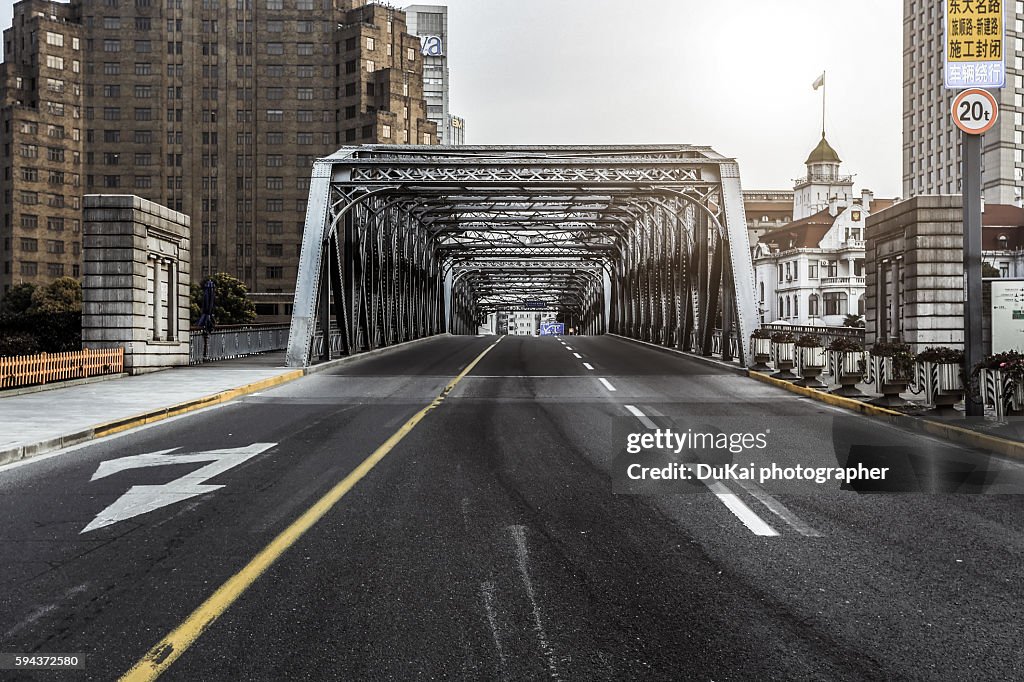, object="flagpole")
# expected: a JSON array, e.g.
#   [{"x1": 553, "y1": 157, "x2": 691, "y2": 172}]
[{"x1": 821, "y1": 70, "x2": 826, "y2": 137}]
